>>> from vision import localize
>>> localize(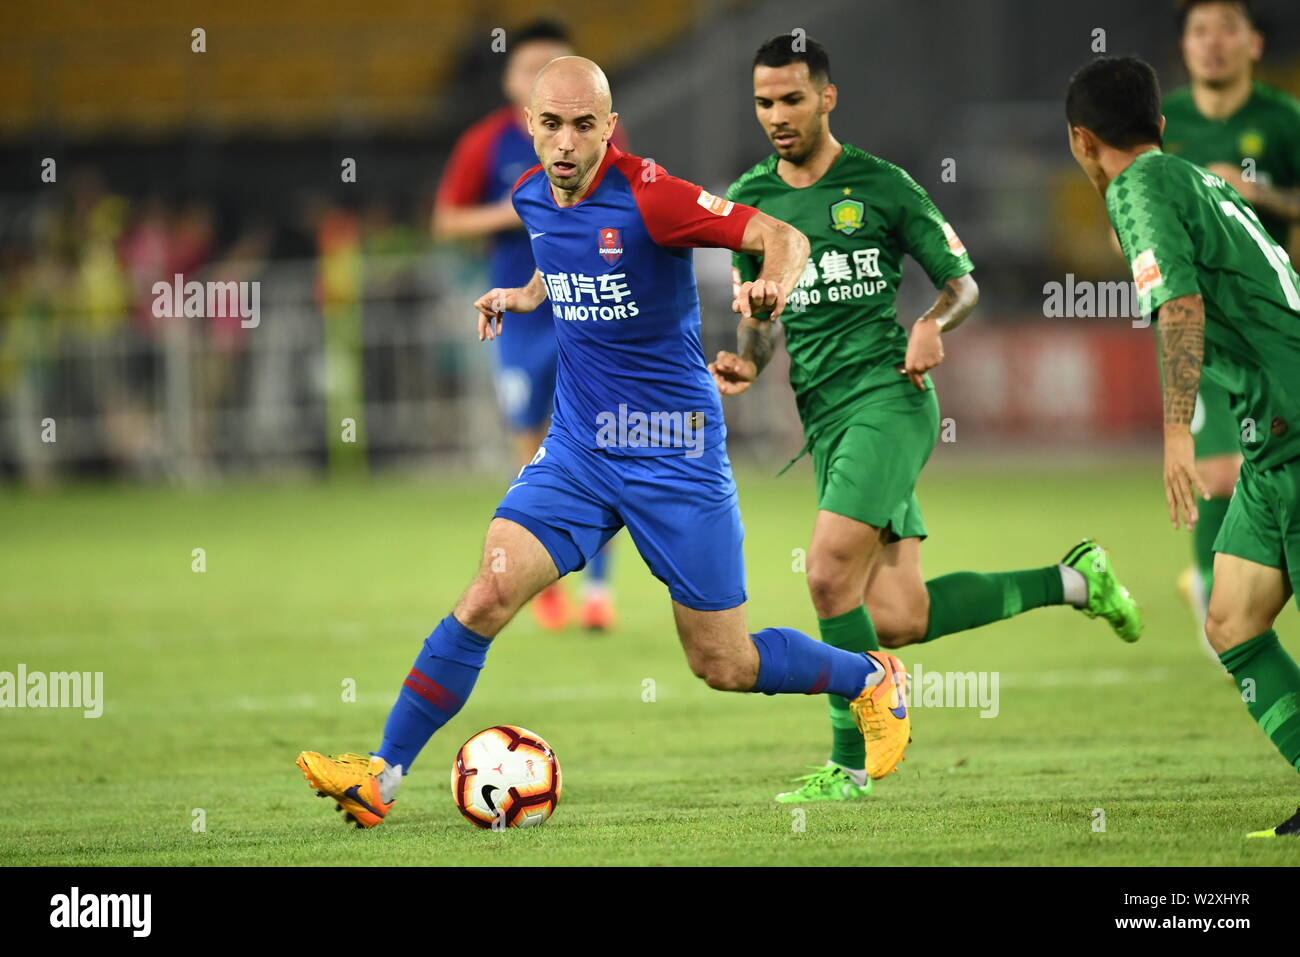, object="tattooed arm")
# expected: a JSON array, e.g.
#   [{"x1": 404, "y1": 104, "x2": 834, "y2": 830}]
[
  {"x1": 710, "y1": 212, "x2": 808, "y2": 396},
  {"x1": 711, "y1": 304, "x2": 783, "y2": 397},
  {"x1": 737, "y1": 311, "x2": 779, "y2": 370},
  {"x1": 900, "y1": 273, "x2": 980, "y2": 389},
  {"x1": 1157, "y1": 293, "x2": 1210, "y2": 529}
]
